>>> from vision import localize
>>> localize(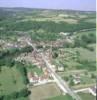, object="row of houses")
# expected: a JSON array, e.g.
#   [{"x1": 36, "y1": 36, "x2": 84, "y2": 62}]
[{"x1": 27, "y1": 68, "x2": 51, "y2": 85}]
